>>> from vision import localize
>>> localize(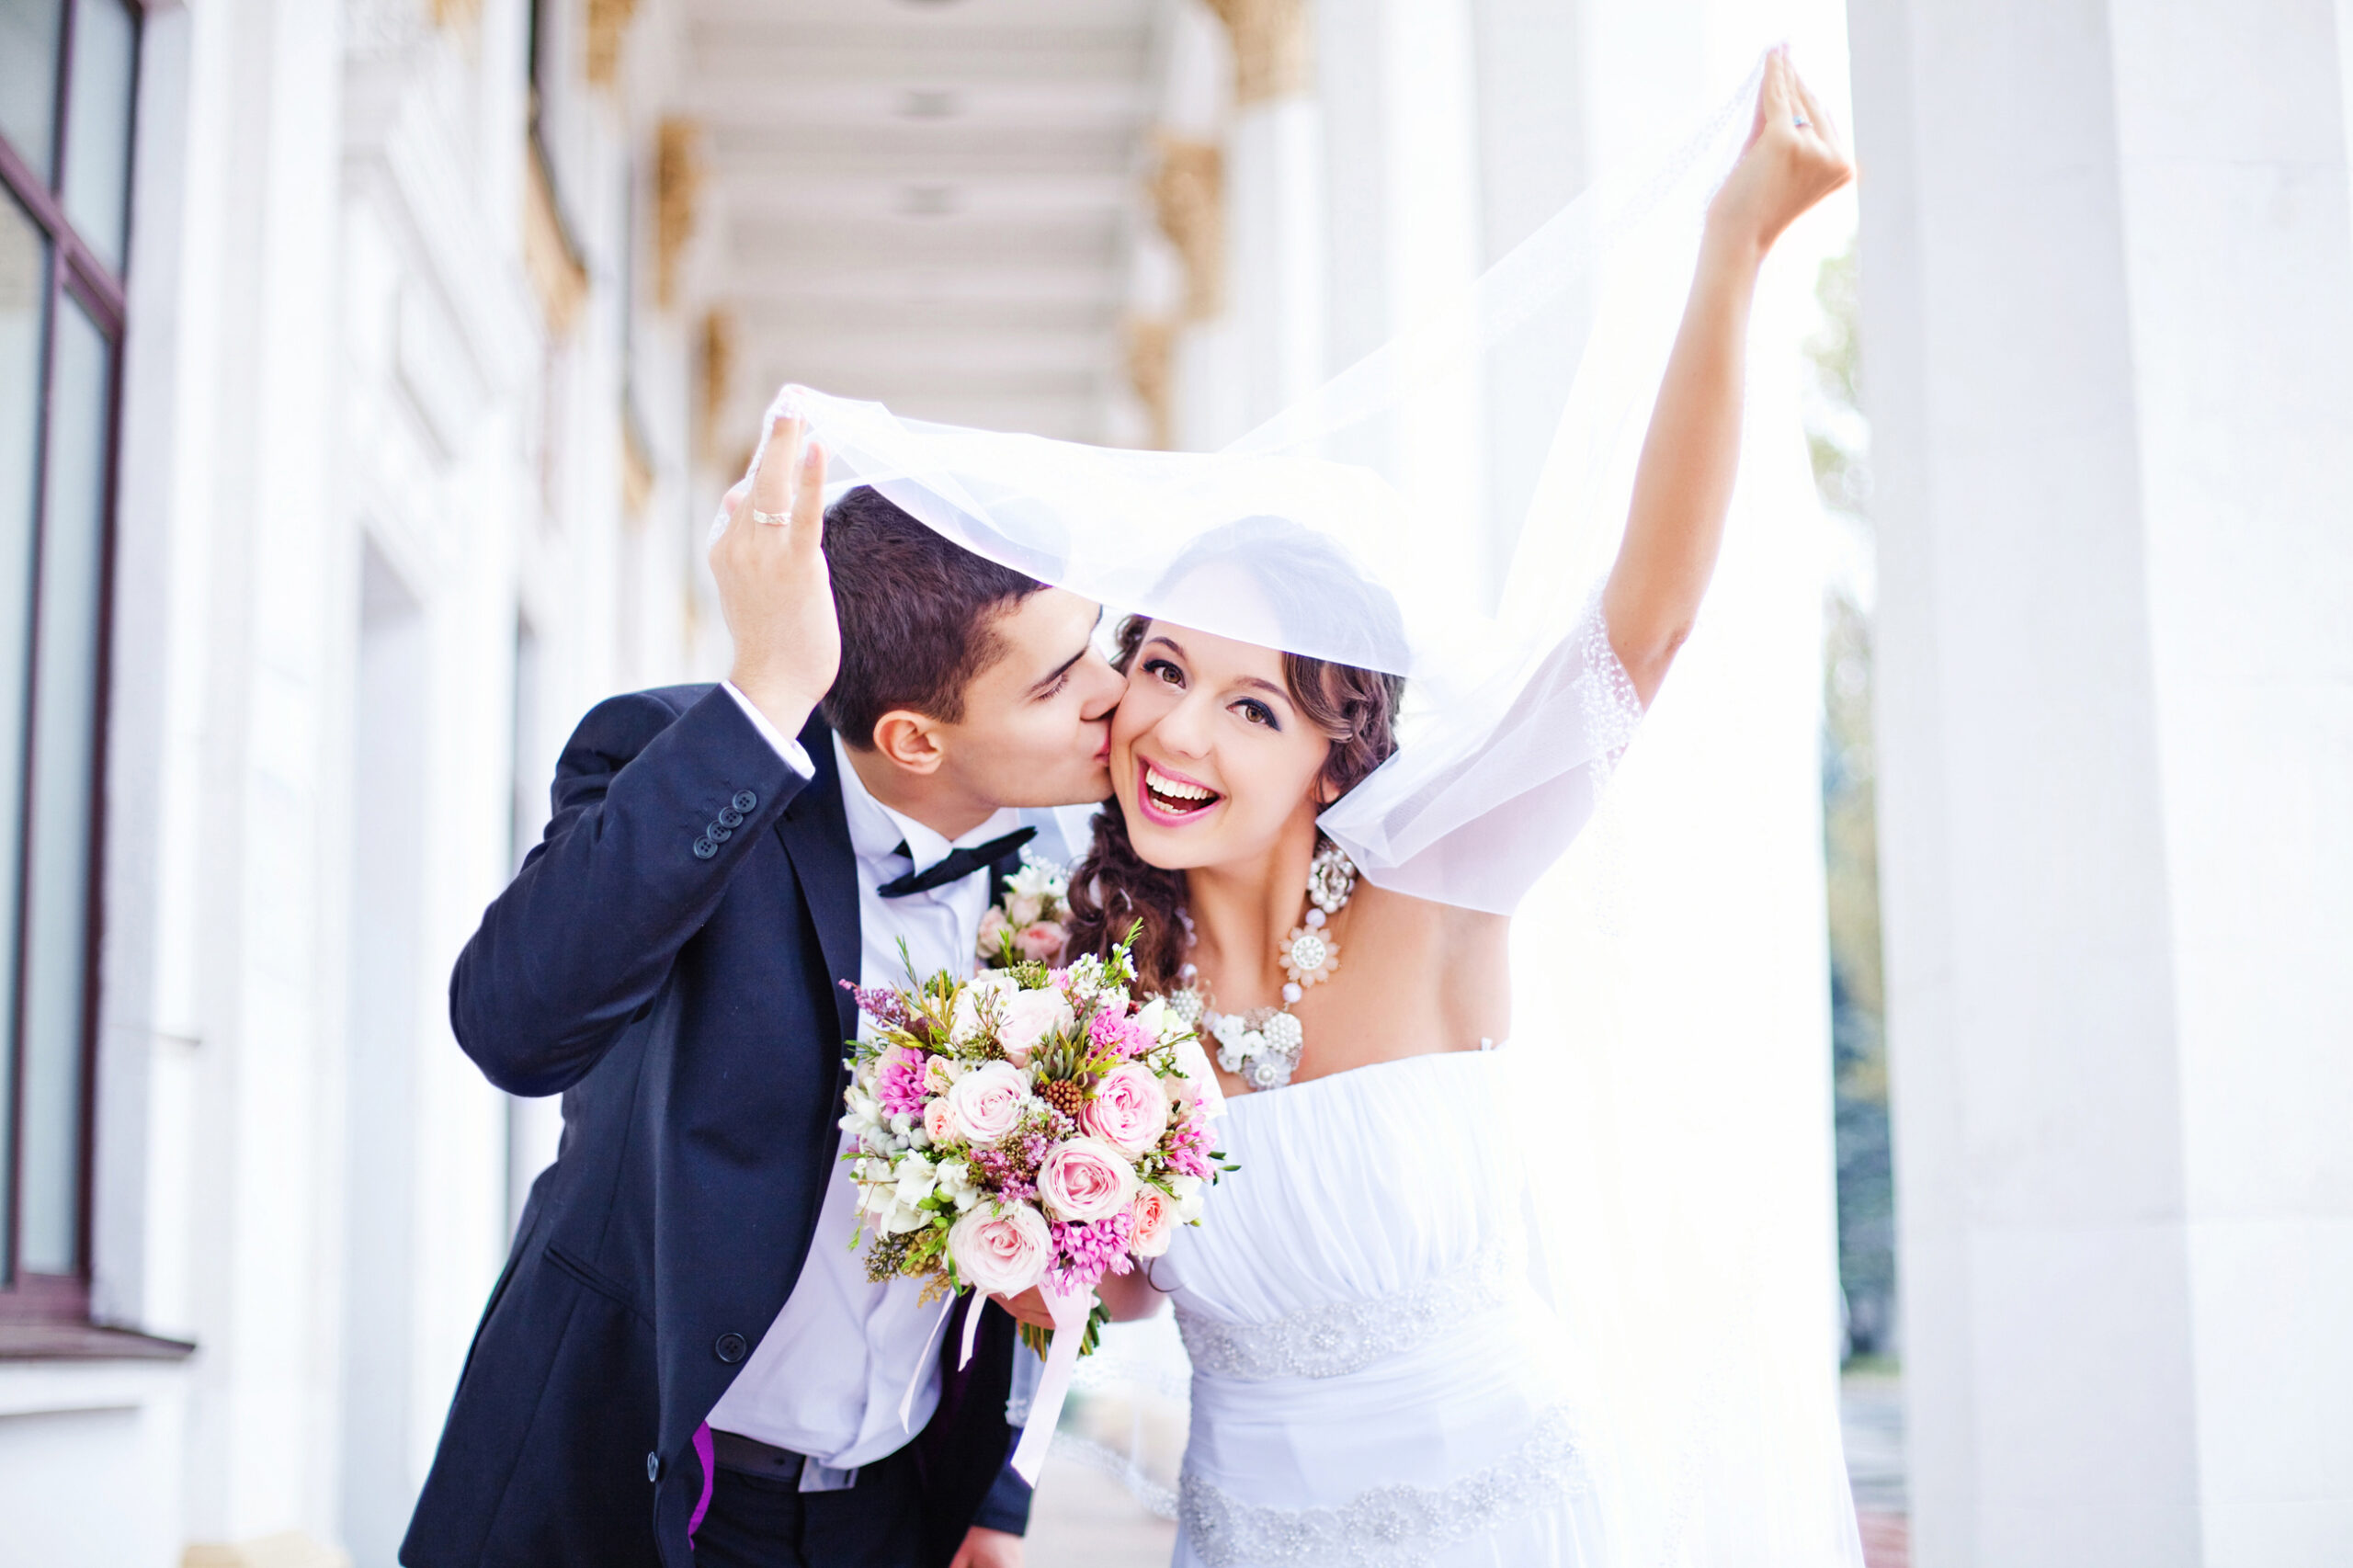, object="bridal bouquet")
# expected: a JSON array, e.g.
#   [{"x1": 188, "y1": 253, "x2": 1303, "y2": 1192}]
[{"x1": 838, "y1": 937, "x2": 1226, "y2": 1357}]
